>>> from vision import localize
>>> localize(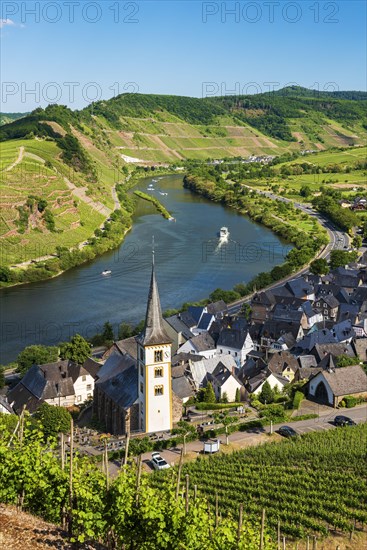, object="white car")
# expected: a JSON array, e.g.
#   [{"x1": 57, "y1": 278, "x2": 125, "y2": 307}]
[{"x1": 151, "y1": 452, "x2": 170, "y2": 470}]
